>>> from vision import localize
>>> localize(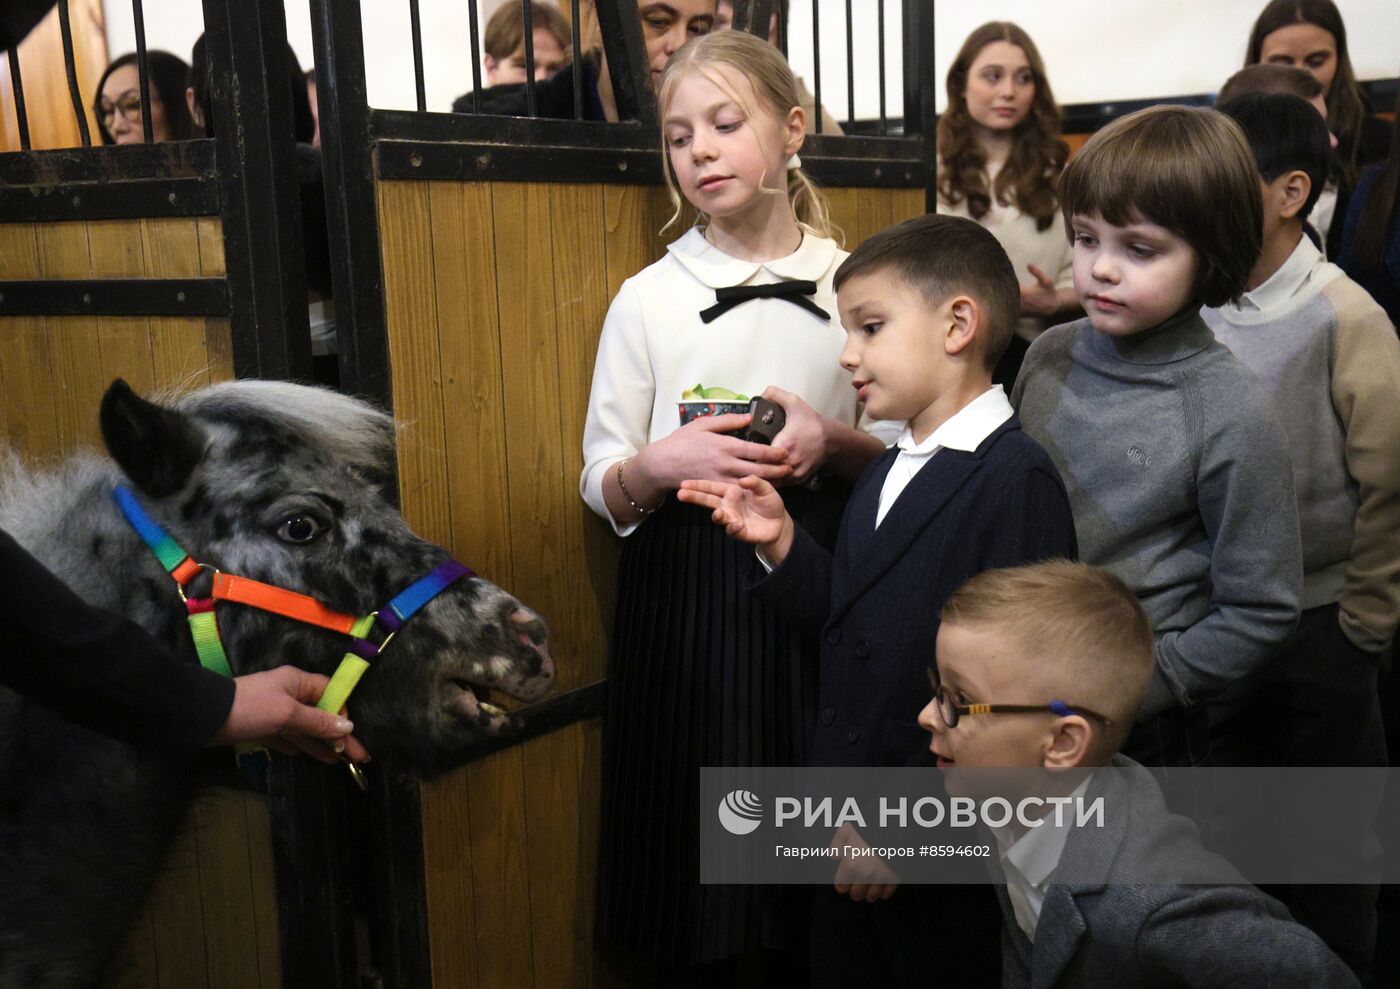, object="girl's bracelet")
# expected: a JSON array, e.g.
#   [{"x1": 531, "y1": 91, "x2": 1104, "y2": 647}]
[{"x1": 617, "y1": 457, "x2": 663, "y2": 517}]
